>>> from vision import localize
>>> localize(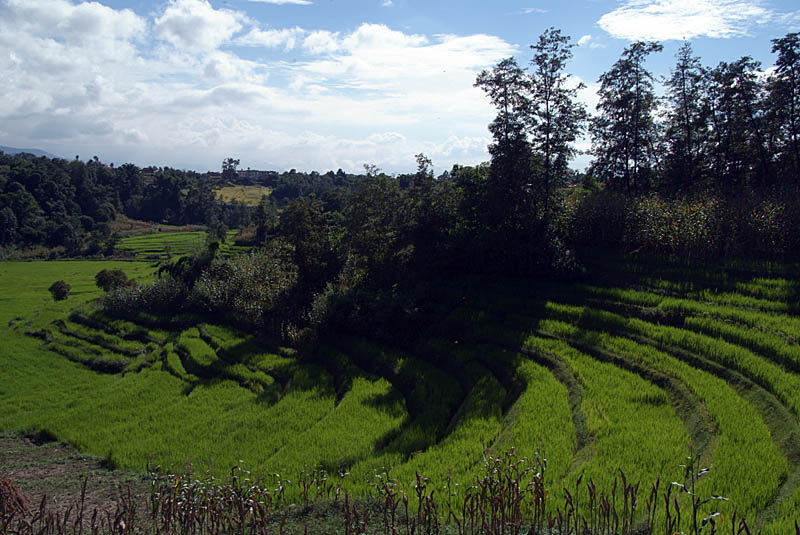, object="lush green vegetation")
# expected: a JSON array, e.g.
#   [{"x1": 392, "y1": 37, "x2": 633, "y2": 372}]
[
  {"x1": 3, "y1": 28, "x2": 800, "y2": 535},
  {"x1": 116, "y1": 231, "x2": 205, "y2": 258},
  {"x1": 3, "y1": 254, "x2": 800, "y2": 533},
  {"x1": 116, "y1": 229, "x2": 246, "y2": 260}
]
